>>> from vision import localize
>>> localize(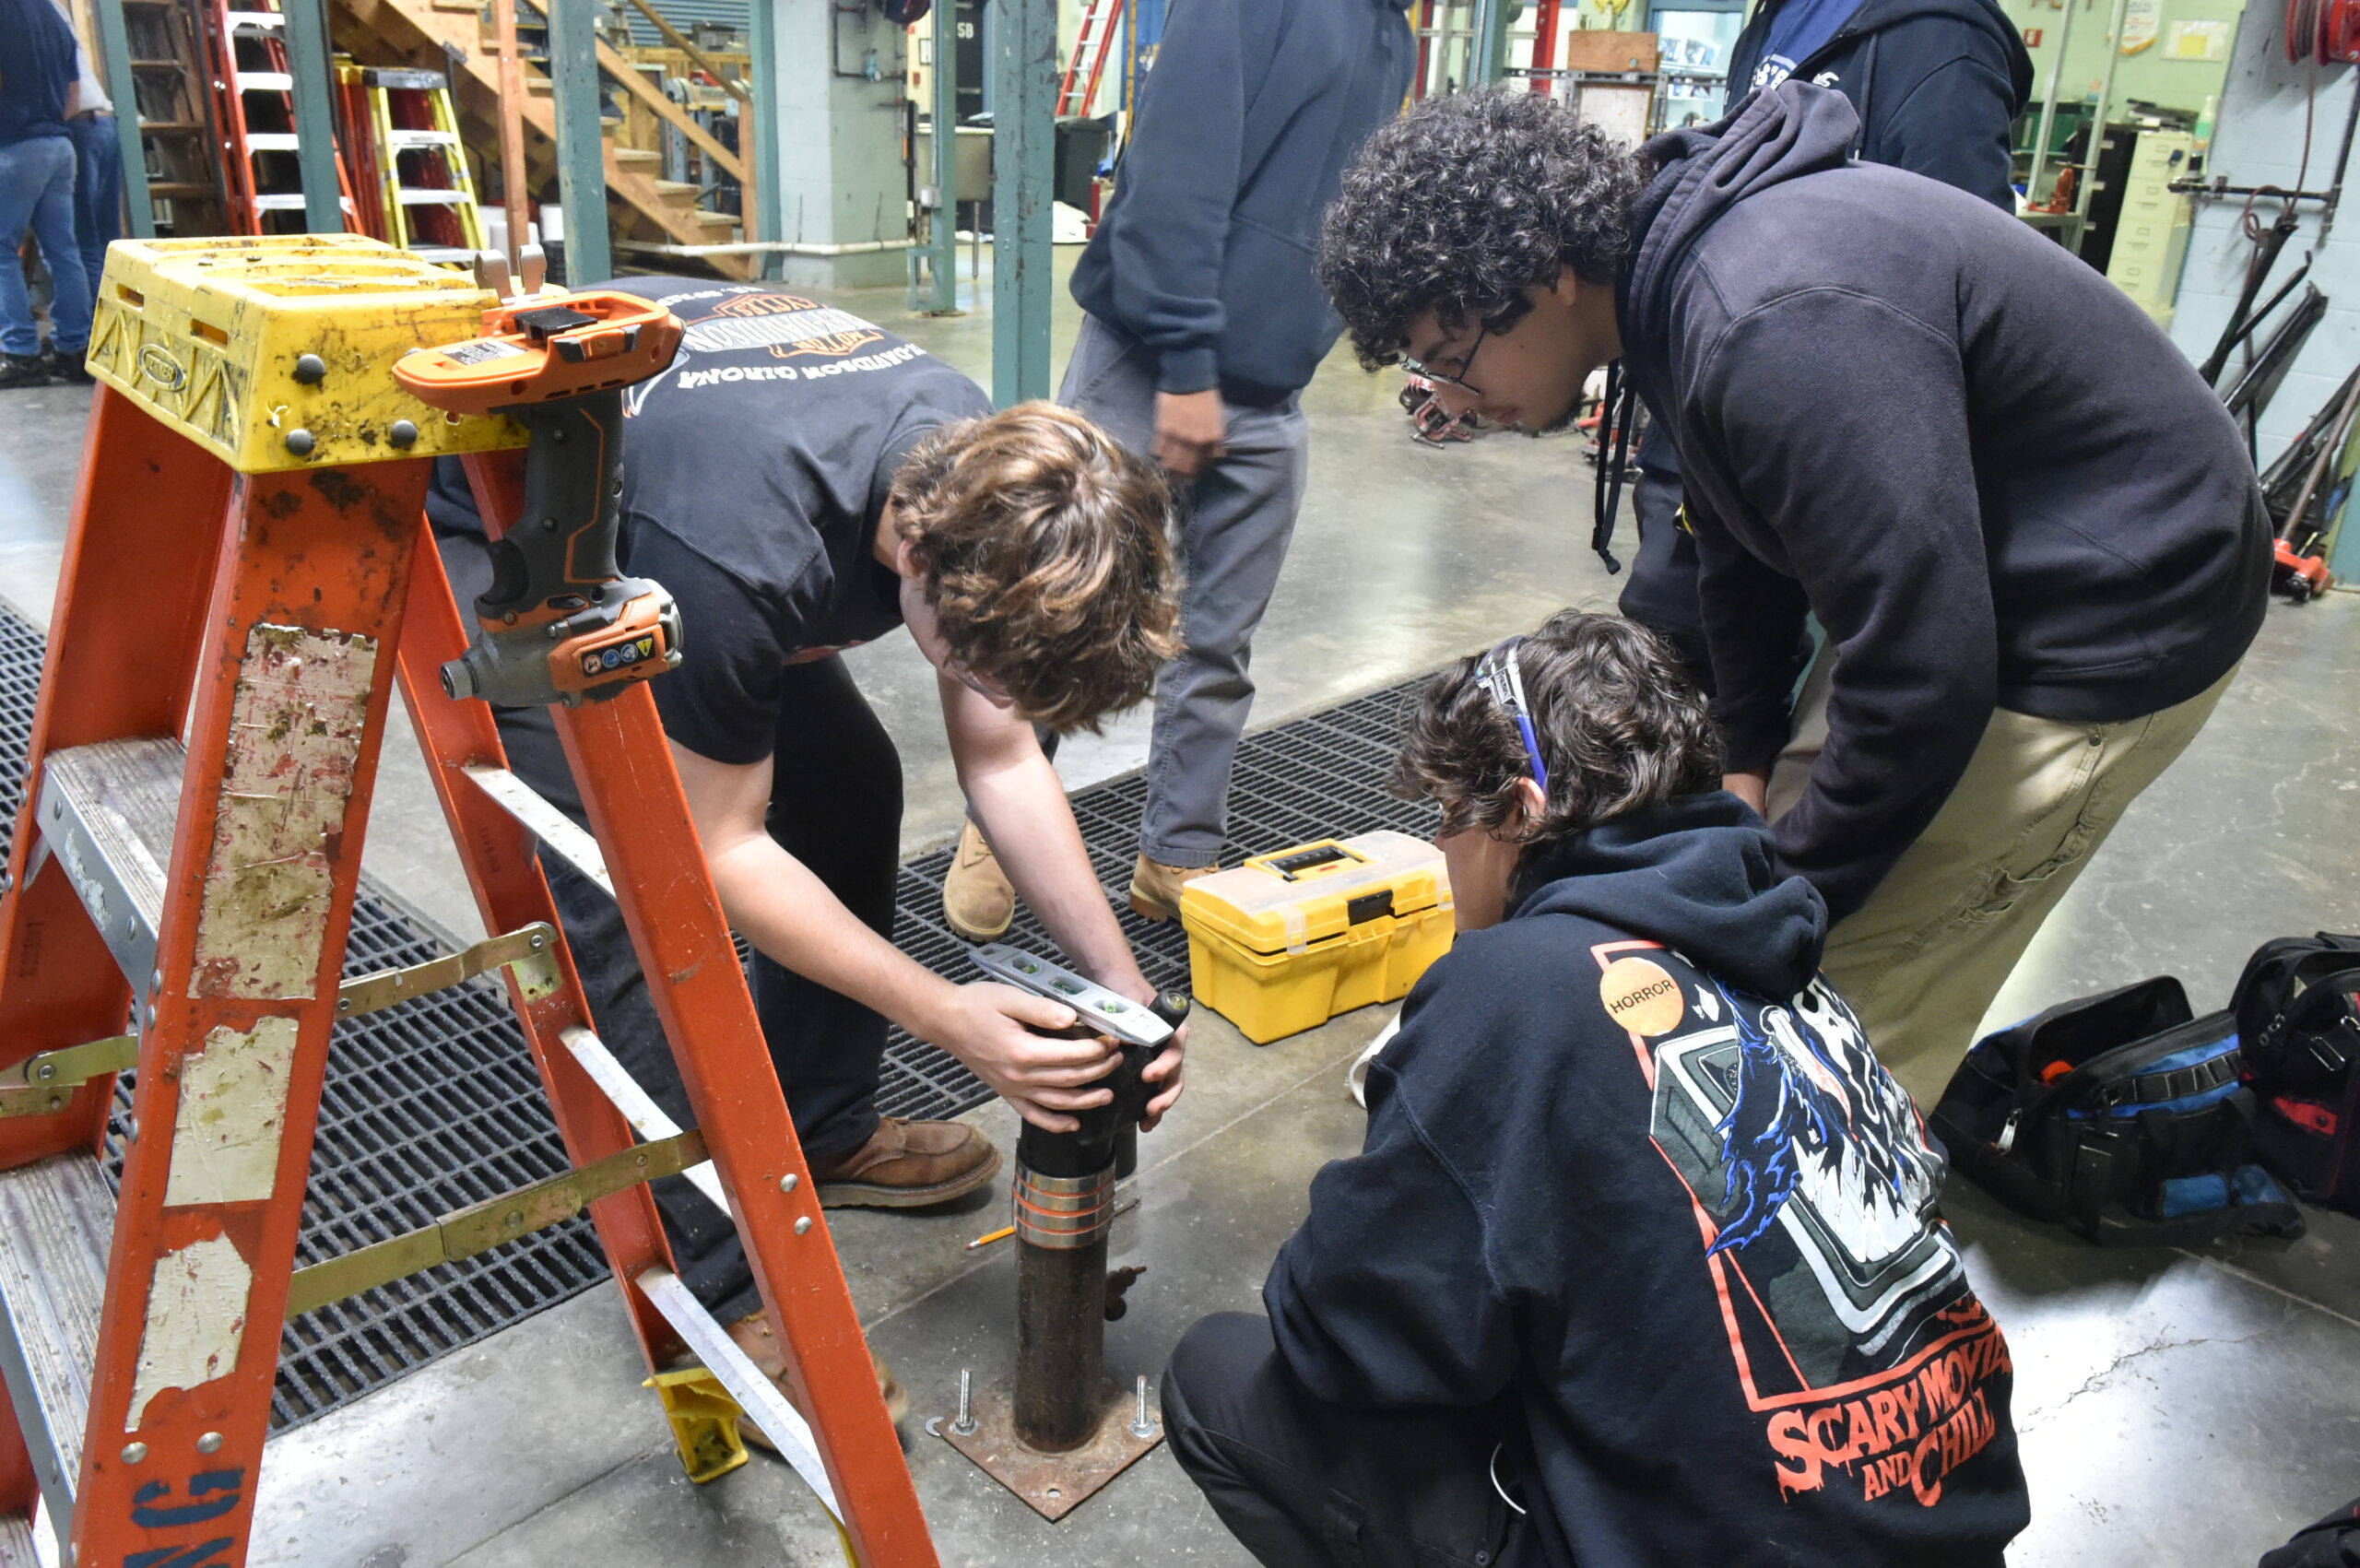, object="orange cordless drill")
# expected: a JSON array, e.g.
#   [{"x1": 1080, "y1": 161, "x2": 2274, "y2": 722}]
[{"x1": 395, "y1": 290, "x2": 688, "y2": 707}]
